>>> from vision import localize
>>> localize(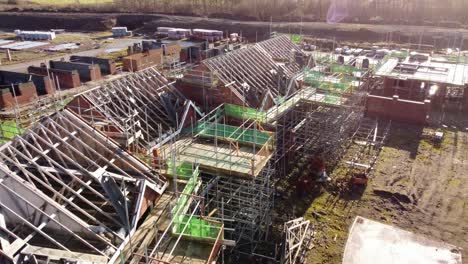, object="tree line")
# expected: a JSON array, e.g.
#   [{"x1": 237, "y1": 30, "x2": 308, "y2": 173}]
[
  {"x1": 7, "y1": 0, "x2": 468, "y2": 25},
  {"x1": 107, "y1": 0, "x2": 468, "y2": 25}
]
